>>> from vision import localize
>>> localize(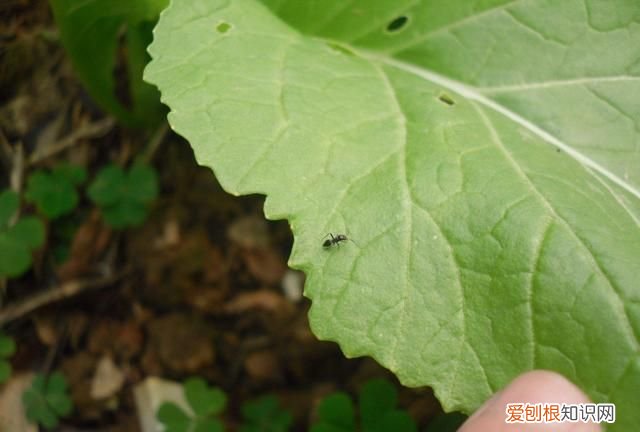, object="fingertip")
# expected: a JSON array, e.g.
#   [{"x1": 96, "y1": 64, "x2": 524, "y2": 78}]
[{"x1": 459, "y1": 370, "x2": 601, "y2": 432}]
